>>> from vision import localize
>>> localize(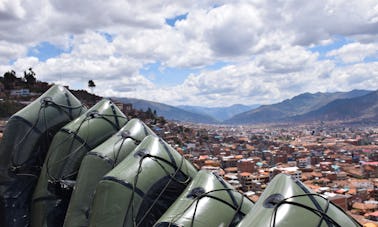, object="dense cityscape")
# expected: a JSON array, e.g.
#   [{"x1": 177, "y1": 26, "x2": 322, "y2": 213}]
[
  {"x1": 100, "y1": 101, "x2": 378, "y2": 224},
  {"x1": 0, "y1": 75, "x2": 377, "y2": 225}
]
